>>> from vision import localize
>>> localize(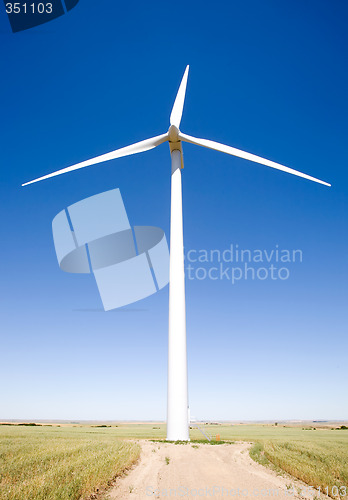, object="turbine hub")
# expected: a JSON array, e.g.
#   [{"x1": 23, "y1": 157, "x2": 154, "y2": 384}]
[{"x1": 168, "y1": 125, "x2": 180, "y2": 142}]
